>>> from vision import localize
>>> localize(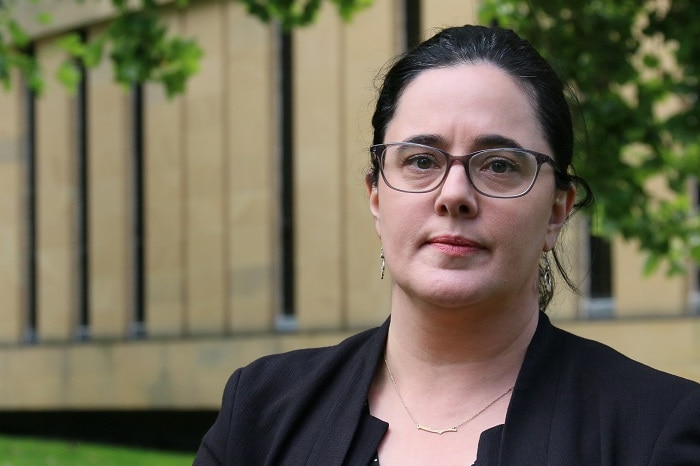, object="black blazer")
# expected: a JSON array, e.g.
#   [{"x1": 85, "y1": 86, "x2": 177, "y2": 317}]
[{"x1": 194, "y1": 313, "x2": 700, "y2": 465}]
